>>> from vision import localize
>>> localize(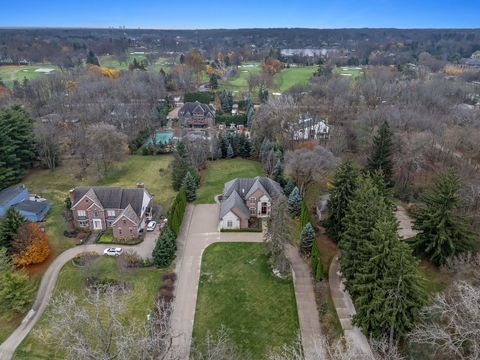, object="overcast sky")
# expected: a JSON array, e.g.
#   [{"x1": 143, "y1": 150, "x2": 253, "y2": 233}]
[{"x1": 1, "y1": 0, "x2": 478, "y2": 29}]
